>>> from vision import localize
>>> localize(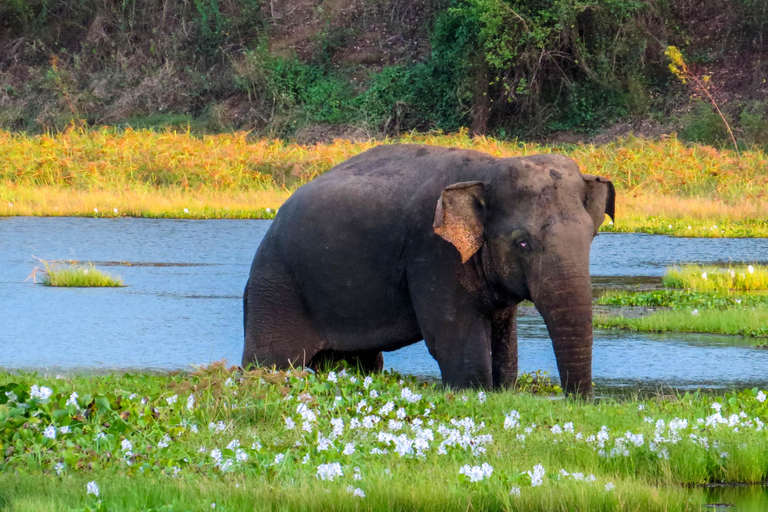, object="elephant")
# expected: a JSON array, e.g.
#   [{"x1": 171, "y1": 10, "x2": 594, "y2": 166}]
[{"x1": 242, "y1": 144, "x2": 614, "y2": 396}]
